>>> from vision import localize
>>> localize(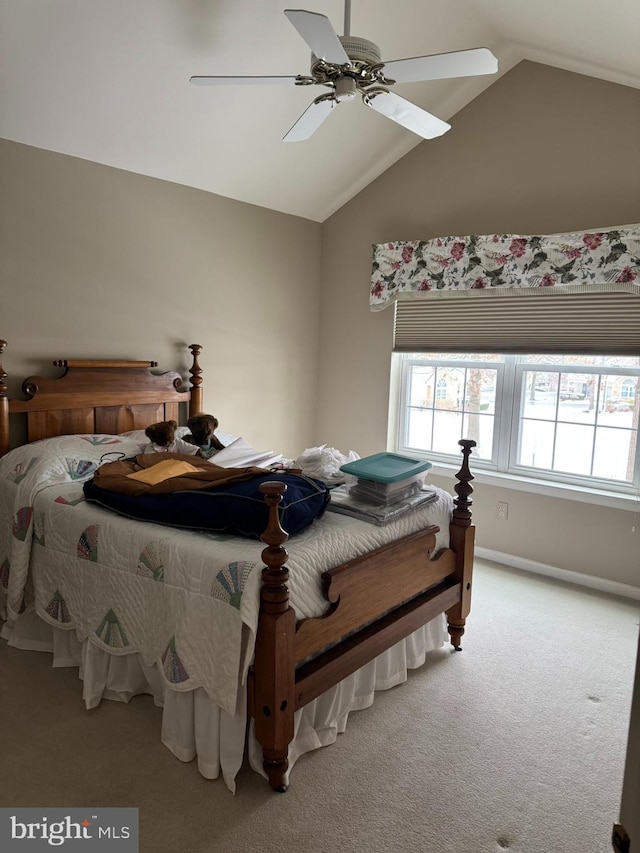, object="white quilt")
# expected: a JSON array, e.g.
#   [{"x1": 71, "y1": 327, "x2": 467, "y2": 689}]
[{"x1": 0, "y1": 434, "x2": 453, "y2": 717}]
